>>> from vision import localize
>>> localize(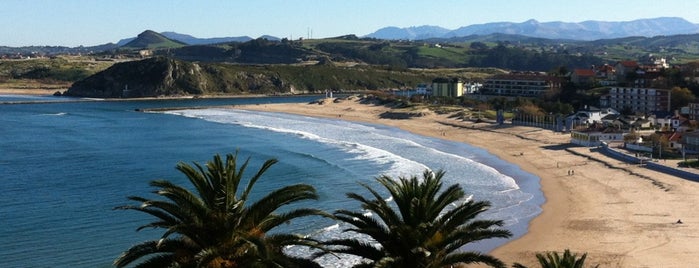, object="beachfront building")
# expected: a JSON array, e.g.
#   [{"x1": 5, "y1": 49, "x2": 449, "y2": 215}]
[
  {"x1": 571, "y1": 128, "x2": 626, "y2": 147},
  {"x1": 606, "y1": 87, "x2": 671, "y2": 114},
  {"x1": 479, "y1": 72, "x2": 562, "y2": 97},
  {"x1": 431, "y1": 78, "x2": 464, "y2": 97}
]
